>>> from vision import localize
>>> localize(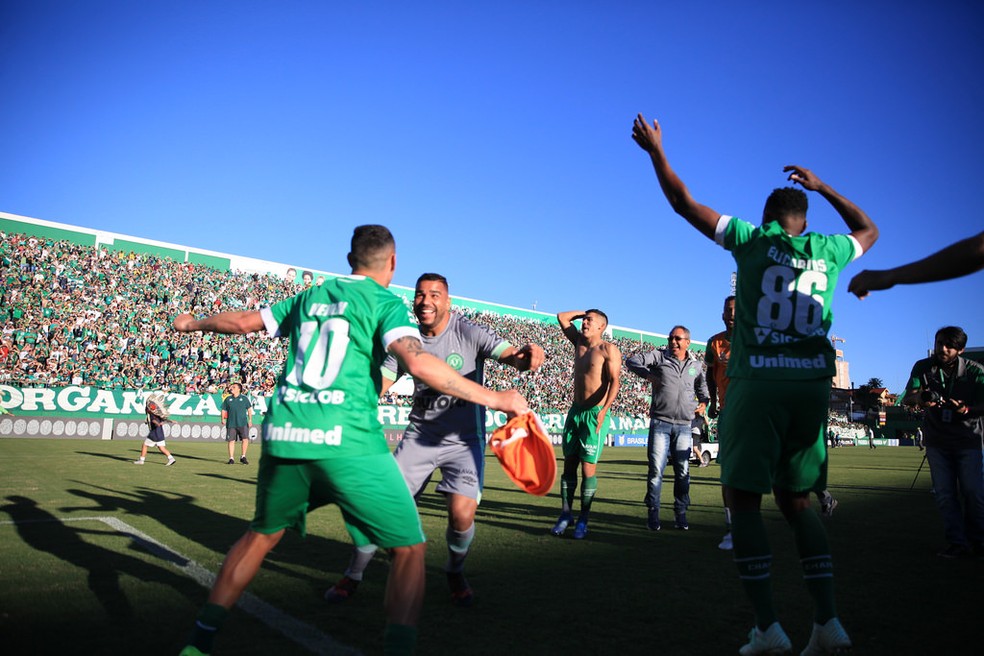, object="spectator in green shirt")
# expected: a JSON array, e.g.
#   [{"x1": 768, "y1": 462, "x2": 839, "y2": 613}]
[{"x1": 221, "y1": 382, "x2": 253, "y2": 465}]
